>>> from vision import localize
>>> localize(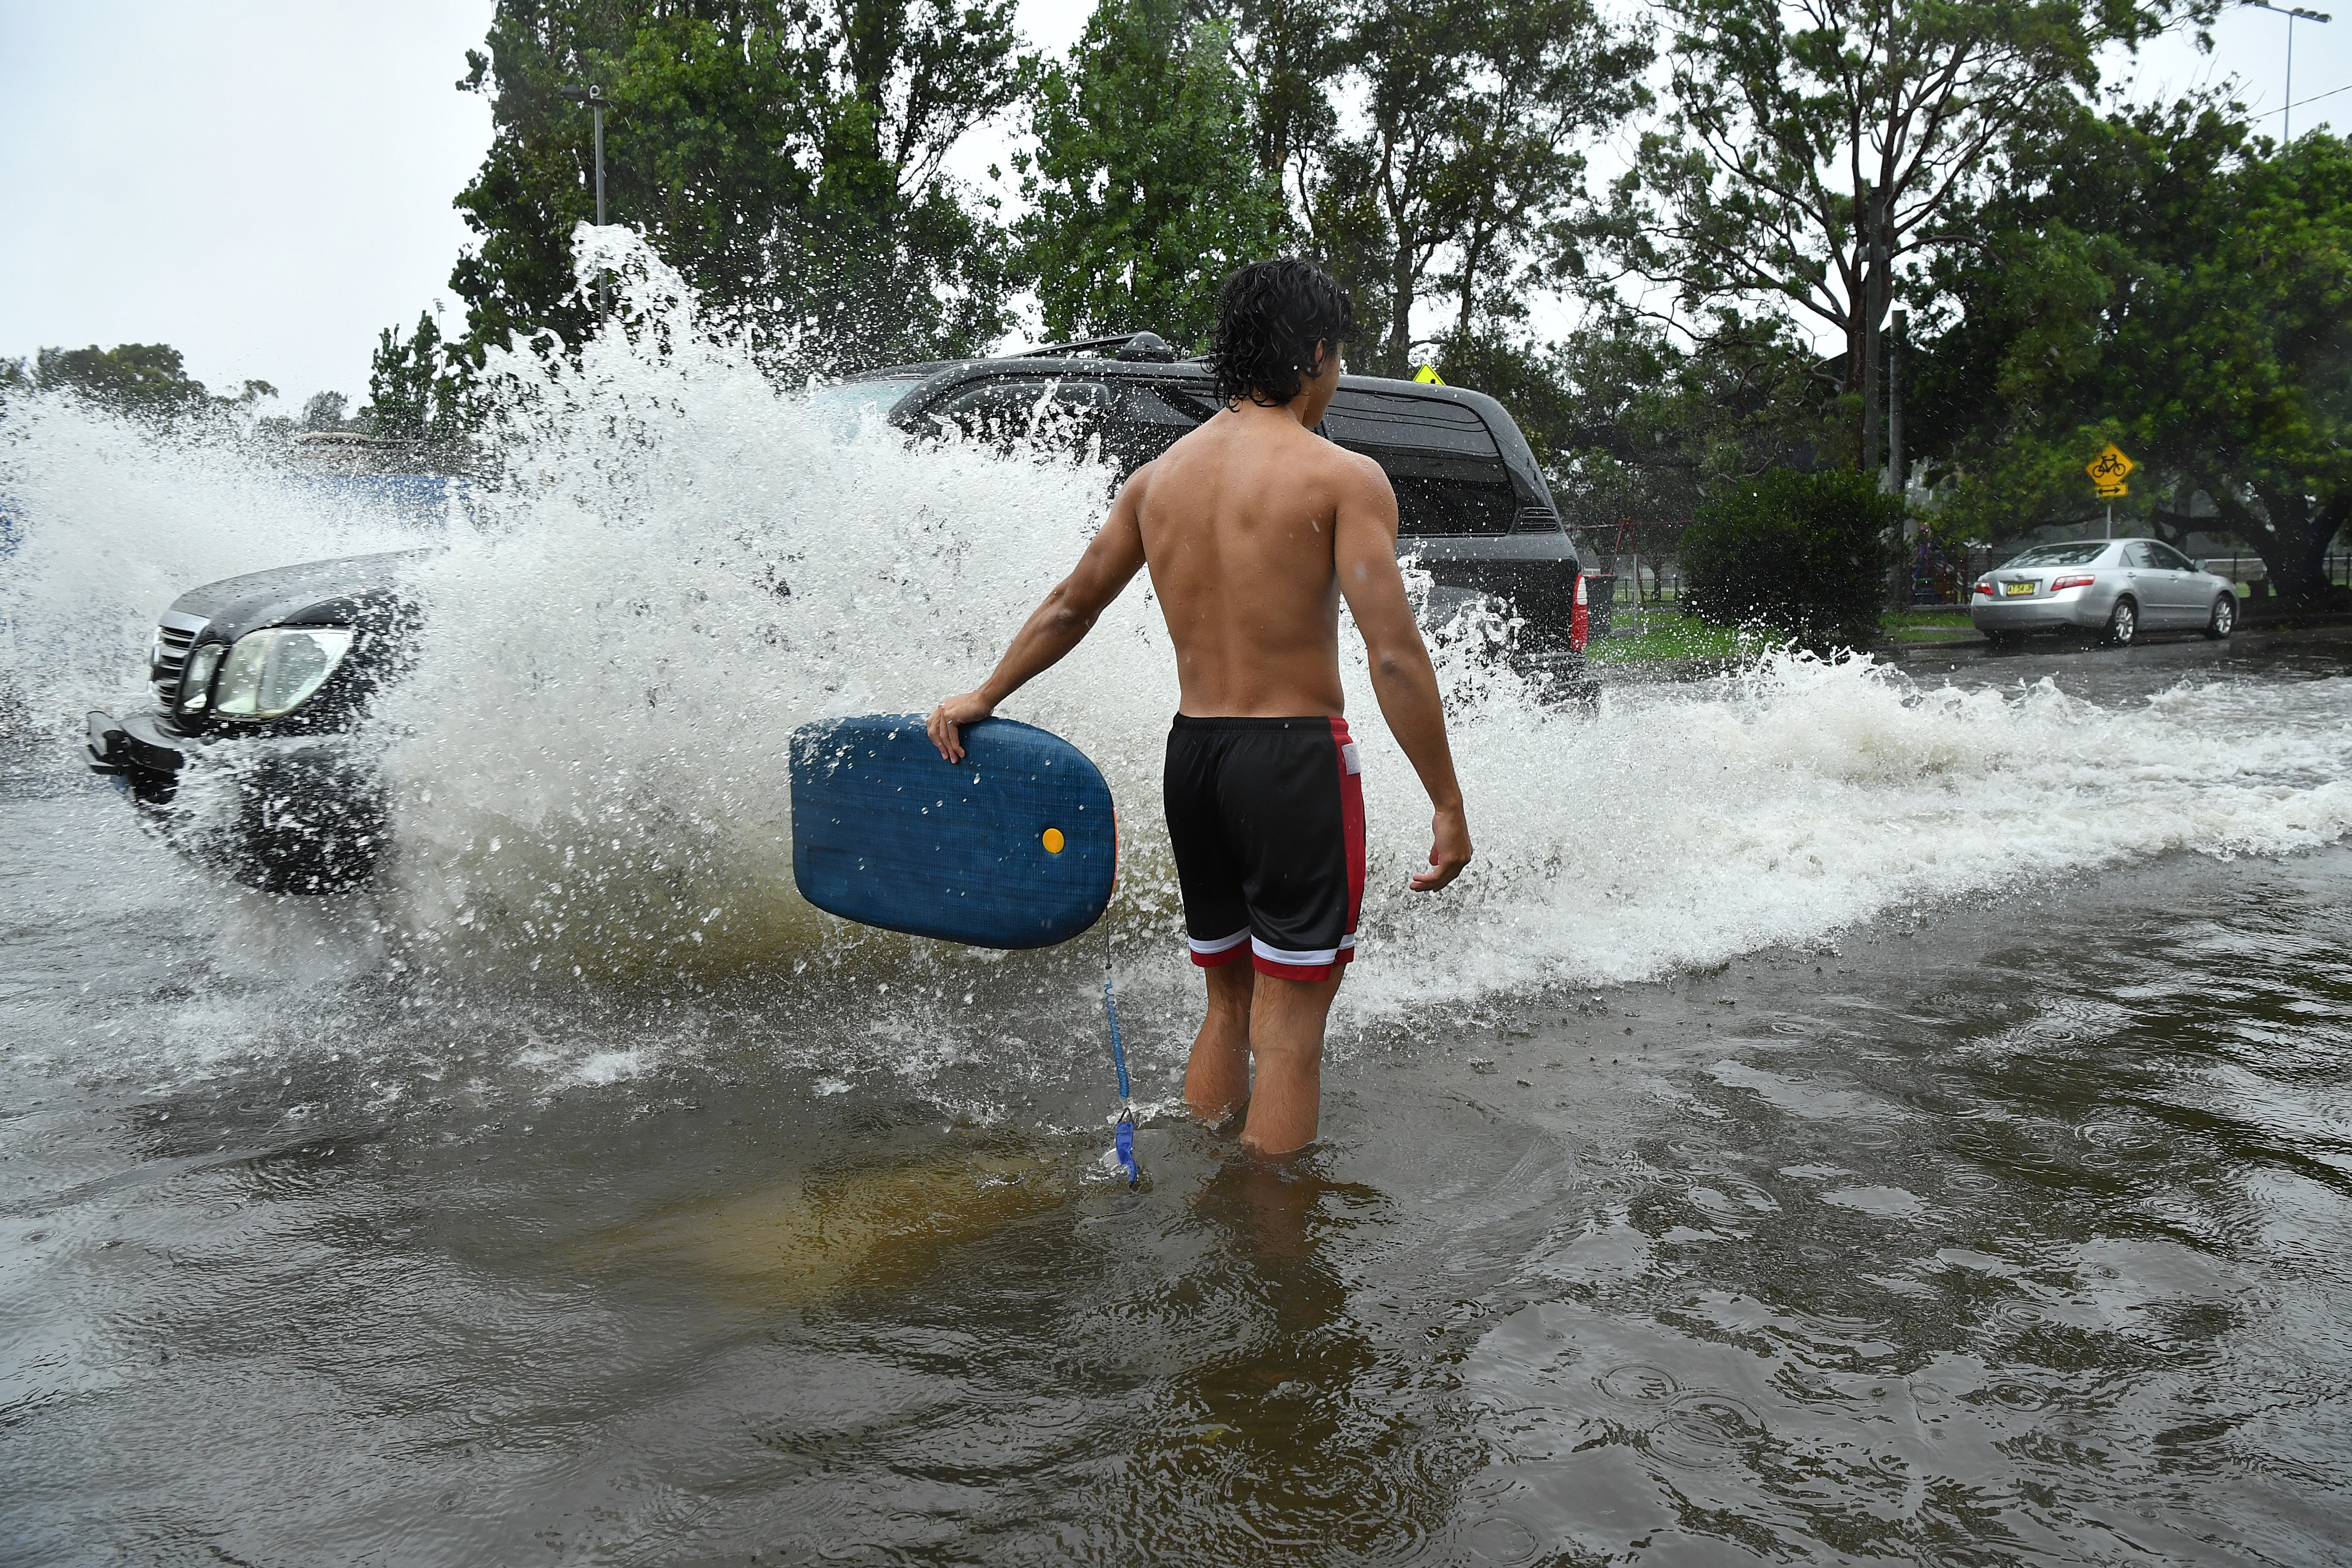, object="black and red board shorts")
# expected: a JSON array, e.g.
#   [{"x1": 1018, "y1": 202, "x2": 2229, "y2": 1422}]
[{"x1": 1163, "y1": 715, "x2": 1367, "y2": 982}]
